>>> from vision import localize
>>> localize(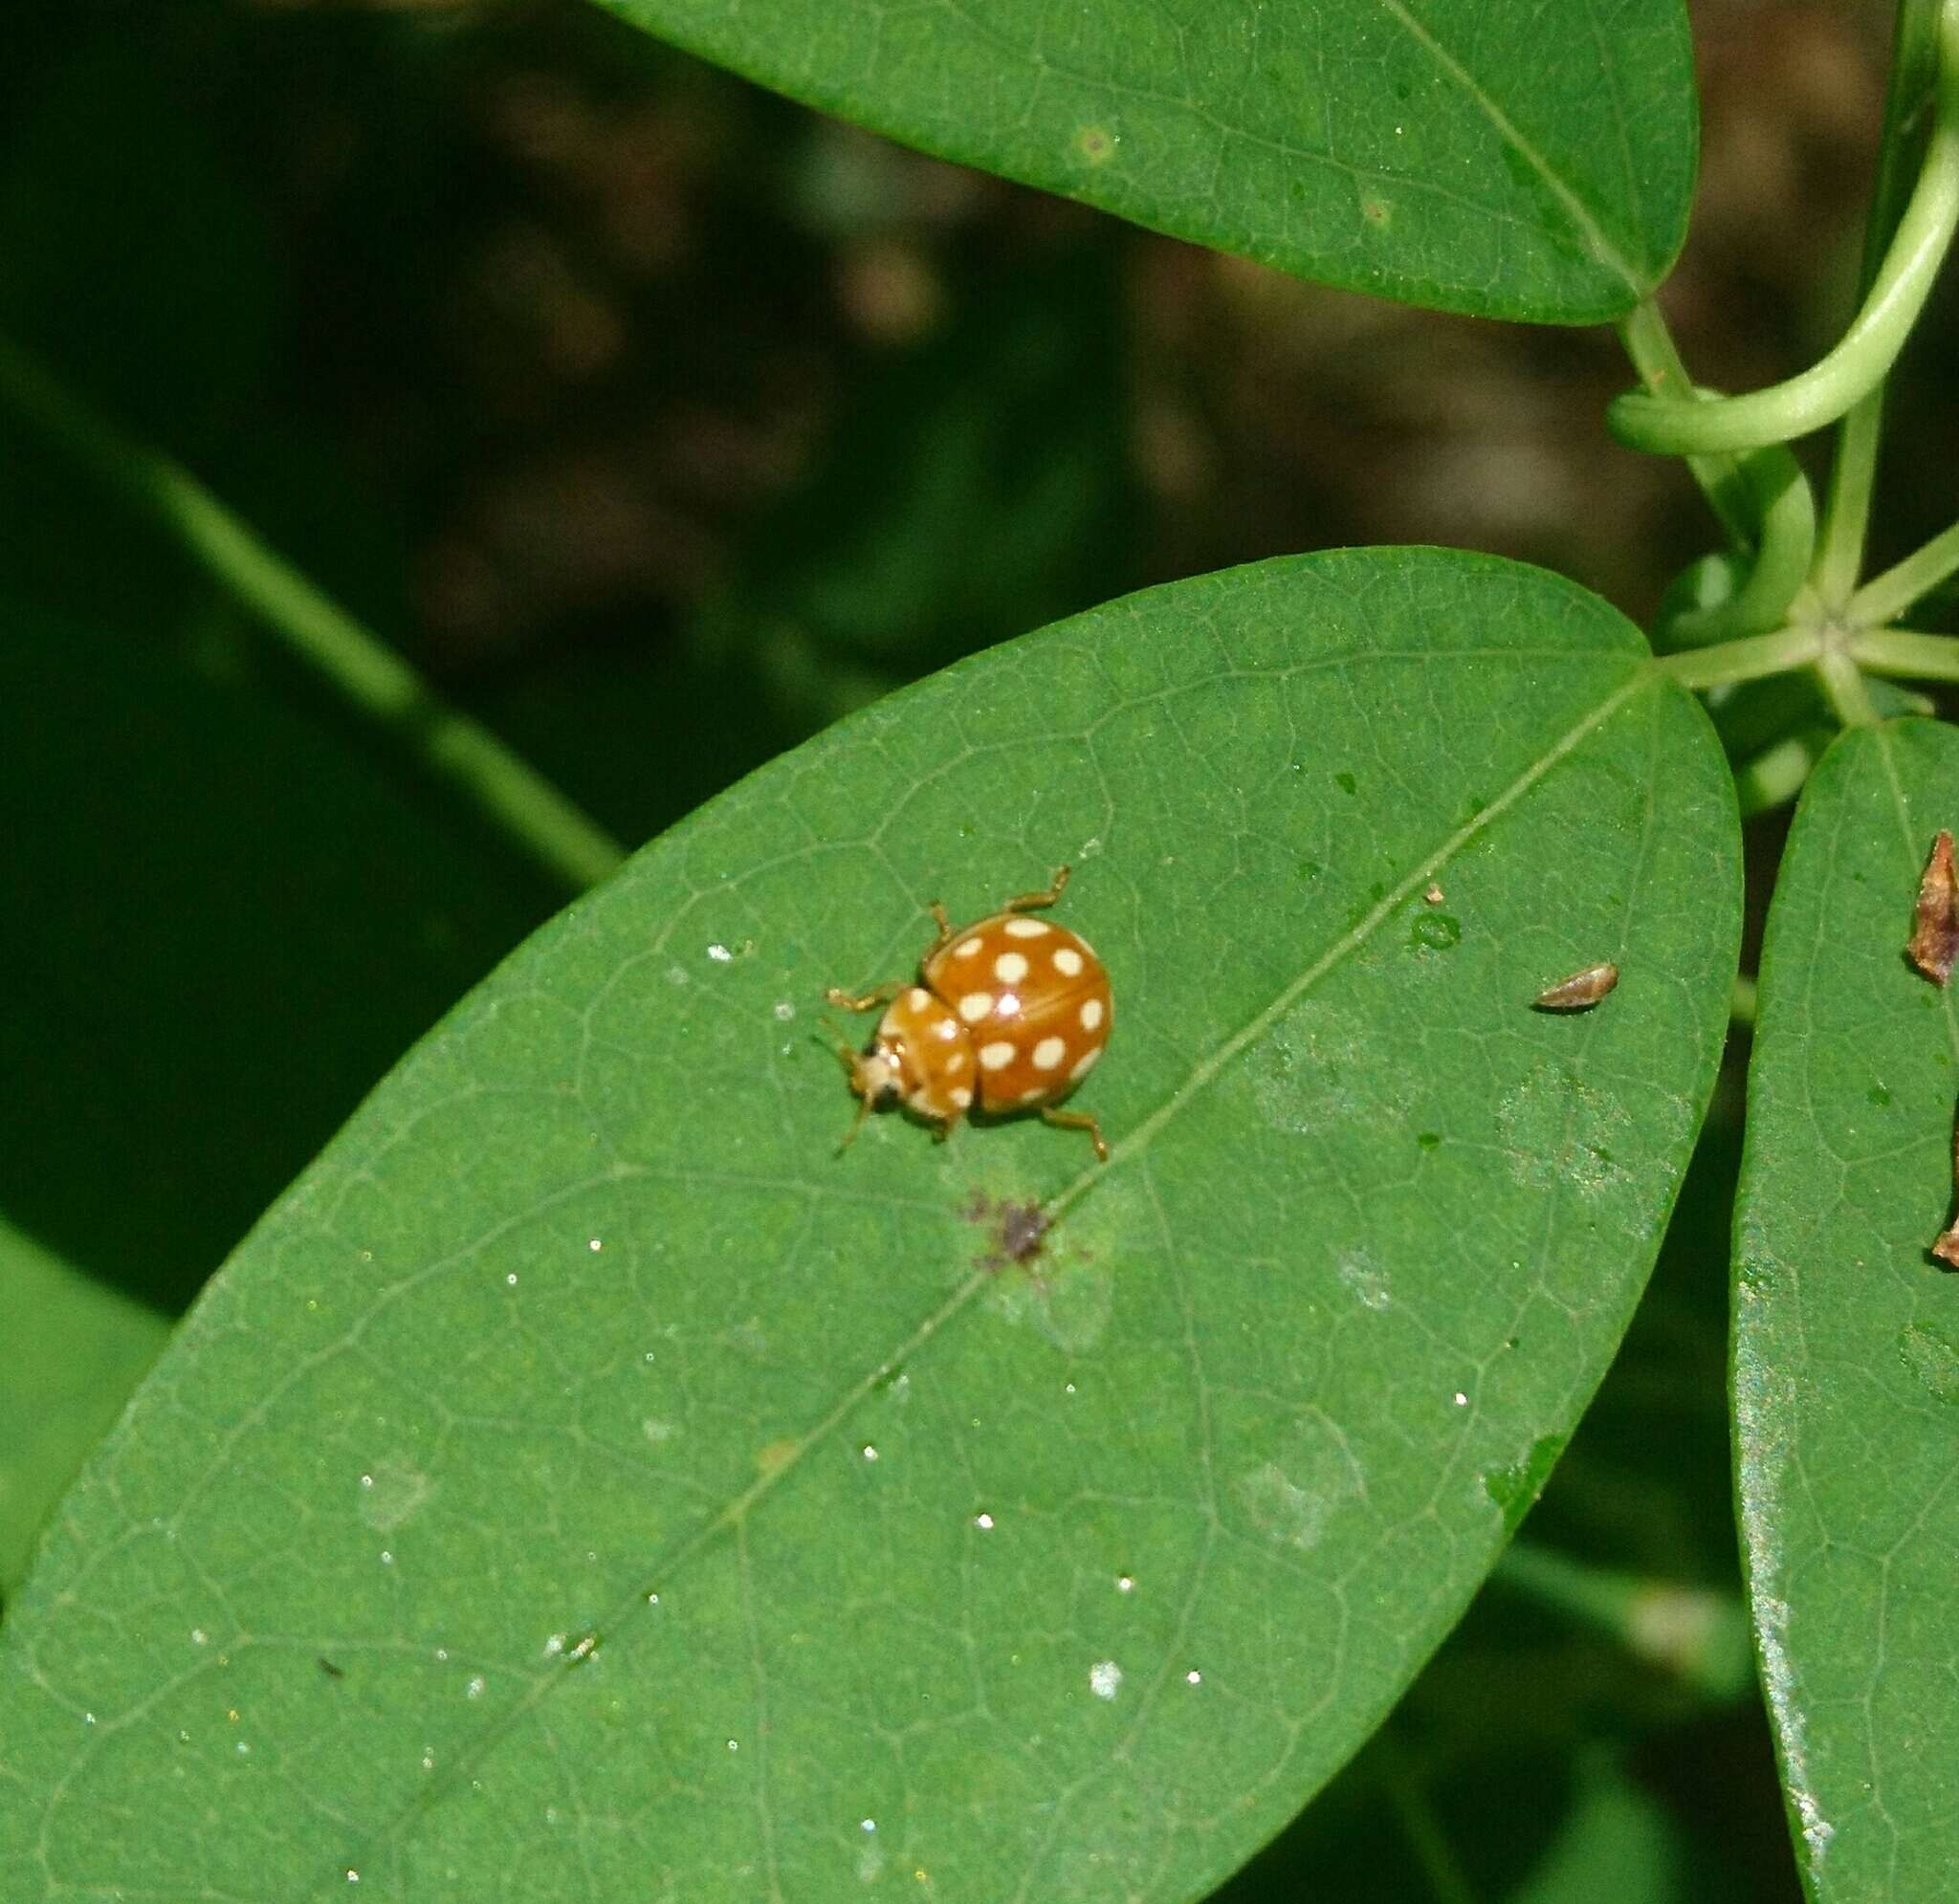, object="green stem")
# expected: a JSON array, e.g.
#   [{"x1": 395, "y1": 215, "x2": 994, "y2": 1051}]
[
  {"x1": 1657, "y1": 625, "x2": 1821, "y2": 690},
  {"x1": 1372, "y1": 1730, "x2": 1480, "y2": 1904},
  {"x1": 1816, "y1": 646, "x2": 1883, "y2": 726},
  {"x1": 0, "y1": 329, "x2": 627, "y2": 893},
  {"x1": 1848, "y1": 624, "x2": 1959, "y2": 681},
  {"x1": 1493, "y1": 1541, "x2": 1752, "y2": 1701},
  {"x1": 1847, "y1": 517, "x2": 1959, "y2": 624},
  {"x1": 1735, "y1": 731, "x2": 1828, "y2": 817},
  {"x1": 1614, "y1": 300, "x2": 1754, "y2": 544},
  {"x1": 1815, "y1": 0, "x2": 1951, "y2": 602},
  {"x1": 1662, "y1": 448, "x2": 1816, "y2": 645},
  {"x1": 1610, "y1": 0, "x2": 1959, "y2": 456}
]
